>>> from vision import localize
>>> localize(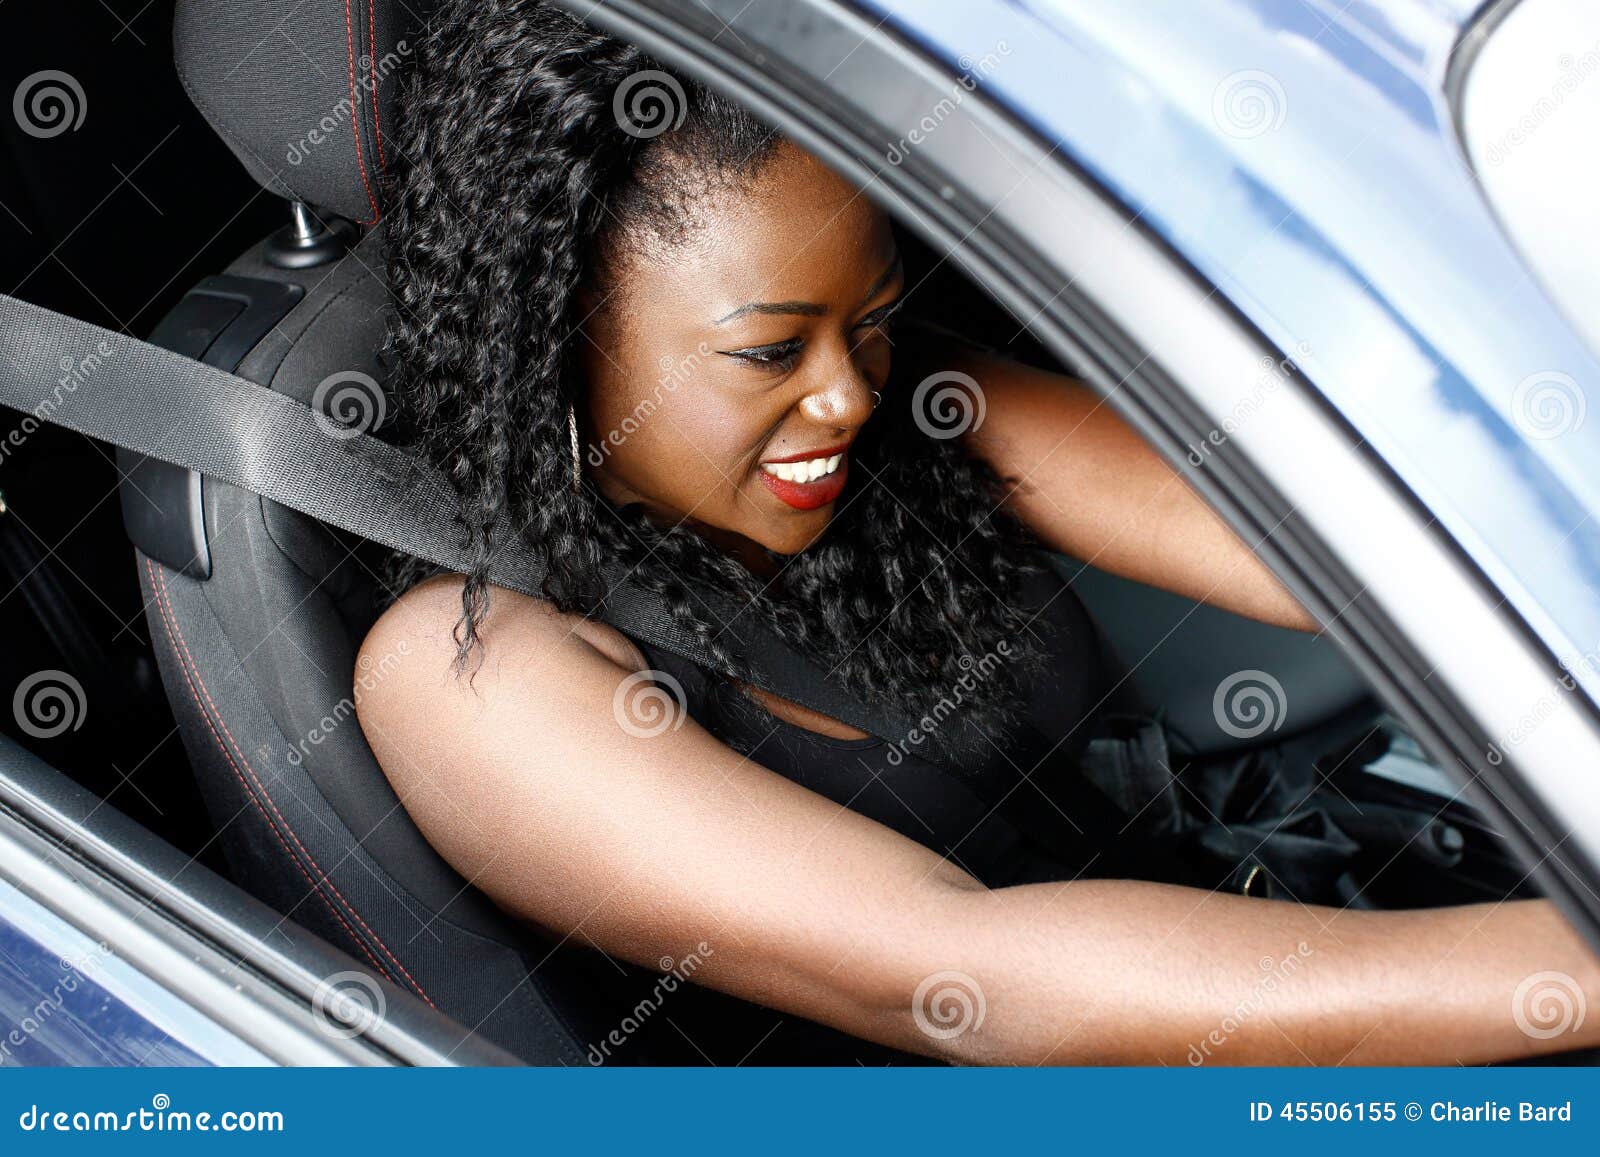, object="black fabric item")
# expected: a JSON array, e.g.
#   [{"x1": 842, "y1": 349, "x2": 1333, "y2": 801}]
[
  {"x1": 654, "y1": 562, "x2": 1122, "y2": 887},
  {"x1": 1077, "y1": 712, "x2": 1388, "y2": 907}
]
